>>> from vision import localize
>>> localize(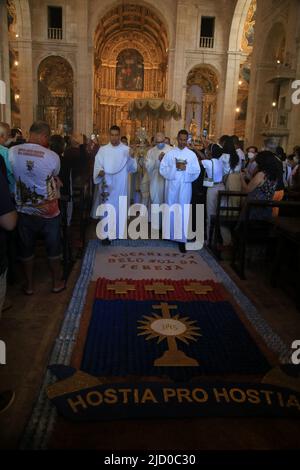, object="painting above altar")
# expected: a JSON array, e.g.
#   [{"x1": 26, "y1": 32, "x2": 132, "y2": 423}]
[{"x1": 116, "y1": 49, "x2": 144, "y2": 92}]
